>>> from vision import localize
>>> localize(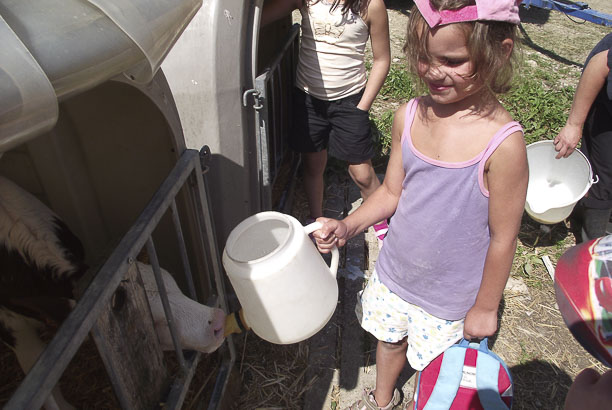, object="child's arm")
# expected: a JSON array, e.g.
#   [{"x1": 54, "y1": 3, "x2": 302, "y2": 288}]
[
  {"x1": 314, "y1": 103, "x2": 407, "y2": 252},
  {"x1": 357, "y1": 0, "x2": 390, "y2": 111},
  {"x1": 463, "y1": 131, "x2": 528, "y2": 340},
  {"x1": 554, "y1": 49, "x2": 609, "y2": 159},
  {"x1": 261, "y1": 0, "x2": 302, "y2": 27}
]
